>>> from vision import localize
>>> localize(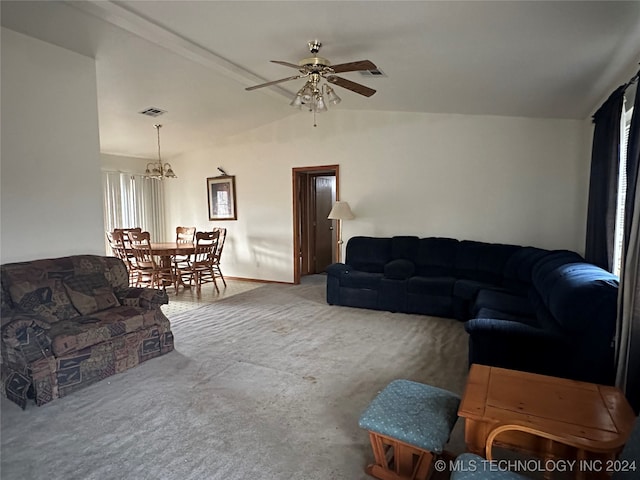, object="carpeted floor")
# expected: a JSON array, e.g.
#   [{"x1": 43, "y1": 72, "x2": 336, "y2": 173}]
[{"x1": 0, "y1": 275, "x2": 469, "y2": 480}]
